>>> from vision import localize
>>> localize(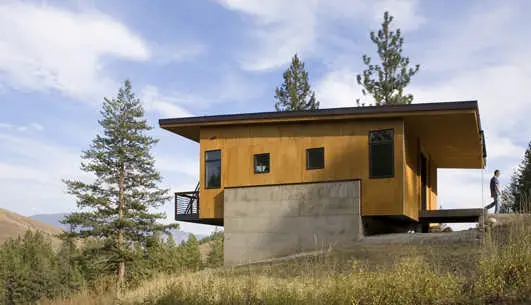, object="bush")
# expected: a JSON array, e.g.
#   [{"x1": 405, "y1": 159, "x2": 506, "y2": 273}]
[
  {"x1": 472, "y1": 221, "x2": 531, "y2": 304},
  {"x1": 0, "y1": 231, "x2": 83, "y2": 305}
]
